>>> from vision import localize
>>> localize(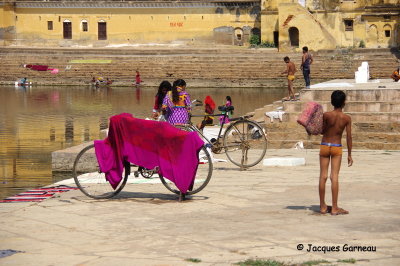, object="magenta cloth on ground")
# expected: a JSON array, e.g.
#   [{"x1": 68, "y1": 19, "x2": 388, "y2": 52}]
[
  {"x1": 94, "y1": 113, "x2": 204, "y2": 193},
  {"x1": 297, "y1": 101, "x2": 323, "y2": 135},
  {"x1": 25, "y1": 64, "x2": 49, "y2": 71}
]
